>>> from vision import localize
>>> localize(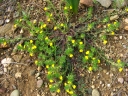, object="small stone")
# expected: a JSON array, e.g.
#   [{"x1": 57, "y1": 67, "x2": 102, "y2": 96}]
[
  {"x1": 107, "y1": 84, "x2": 111, "y2": 87},
  {"x1": 0, "y1": 71, "x2": 4, "y2": 75},
  {"x1": 96, "y1": 0, "x2": 111, "y2": 8},
  {"x1": 29, "y1": 70, "x2": 36, "y2": 76},
  {"x1": 115, "y1": 0, "x2": 128, "y2": 8},
  {"x1": 80, "y1": 0, "x2": 93, "y2": 6},
  {"x1": 37, "y1": 66, "x2": 42, "y2": 72},
  {"x1": 51, "y1": 92, "x2": 56, "y2": 96},
  {"x1": 118, "y1": 77, "x2": 124, "y2": 84},
  {"x1": 91, "y1": 85, "x2": 95, "y2": 89},
  {"x1": 0, "y1": 20, "x2": 4, "y2": 26},
  {"x1": 110, "y1": 15, "x2": 119, "y2": 21},
  {"x1": 15, "y1": 72, "x2": 22, "y2": 78},
  {"x1": 106, "y1": 72, "x2": 109, "y2": 75},
  {"x1": 92, "y1": 89, "x2": 100, "y2": 96},
  {"x1": 4, "y1": 68, "x2": 7, "y2": 73},
  {"x1": 10, "y1": 90, "x2": 20, "y2": 96},
  {"x1": 37, "y1": 79, "x2": 43, "y2": 88},
  {"x1": 1, "y1": 58, "x2": 13, "y2": 67},
  {"x1": 20, "y1": 29, "x2": 23, "y2": 34},
  {"x1": 119, "y1": 36, "x2": 123, "y2": 39},
  {"x1": 5, "y1": 19, "x2": 10, "y2": 23},
  {"x1": 35, "y1": 73, "x2": 40, "y2": 78},
  {"x1": 99, "y1": 81, "x2": 102, "y2": 84},
  {"x1": 124, "y1": 18, "x2": 128, "y2": 24},
  {"x1": 124, "y1": 26, "x2": 128, "y2": 30}
]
